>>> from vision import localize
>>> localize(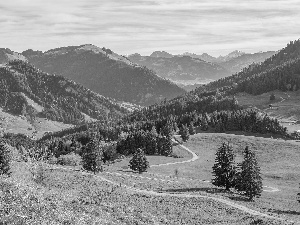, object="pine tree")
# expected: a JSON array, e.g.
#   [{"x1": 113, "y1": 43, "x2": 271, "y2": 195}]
[
  {"x1": 179, "y1": 124, "x2": 189, "y2": 142},
  {"x1": 188, "y1": 123, "x2": 196, "y2": 135},
  {"x1": 212, "y1": 142, "x2": 236, "y2": 190},
  {"x1": 235, "y1": 146, "x2": 263, "y2": 201},
  {"x1": 161, "y1": 135, "x2": 173, "y2": 156},
  {"x1": 82, "y1": 139, "x2": 103, "y2": 174},
  {"x1": 129, "y1": 148, "x2": 149, "y2": 173},
  {"x1": 0, "y1": 142, "x2": 11, "y2": 175}
]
